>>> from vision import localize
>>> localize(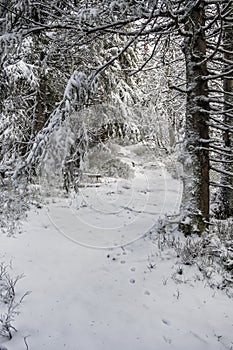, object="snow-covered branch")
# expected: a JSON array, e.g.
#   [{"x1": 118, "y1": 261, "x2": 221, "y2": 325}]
[
  {"x1": 12, "y1": 70, "x2": 92, "y2": 179},
  {"x1": 211, "y1": 166, "x2": 233, "y2": 177}
]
